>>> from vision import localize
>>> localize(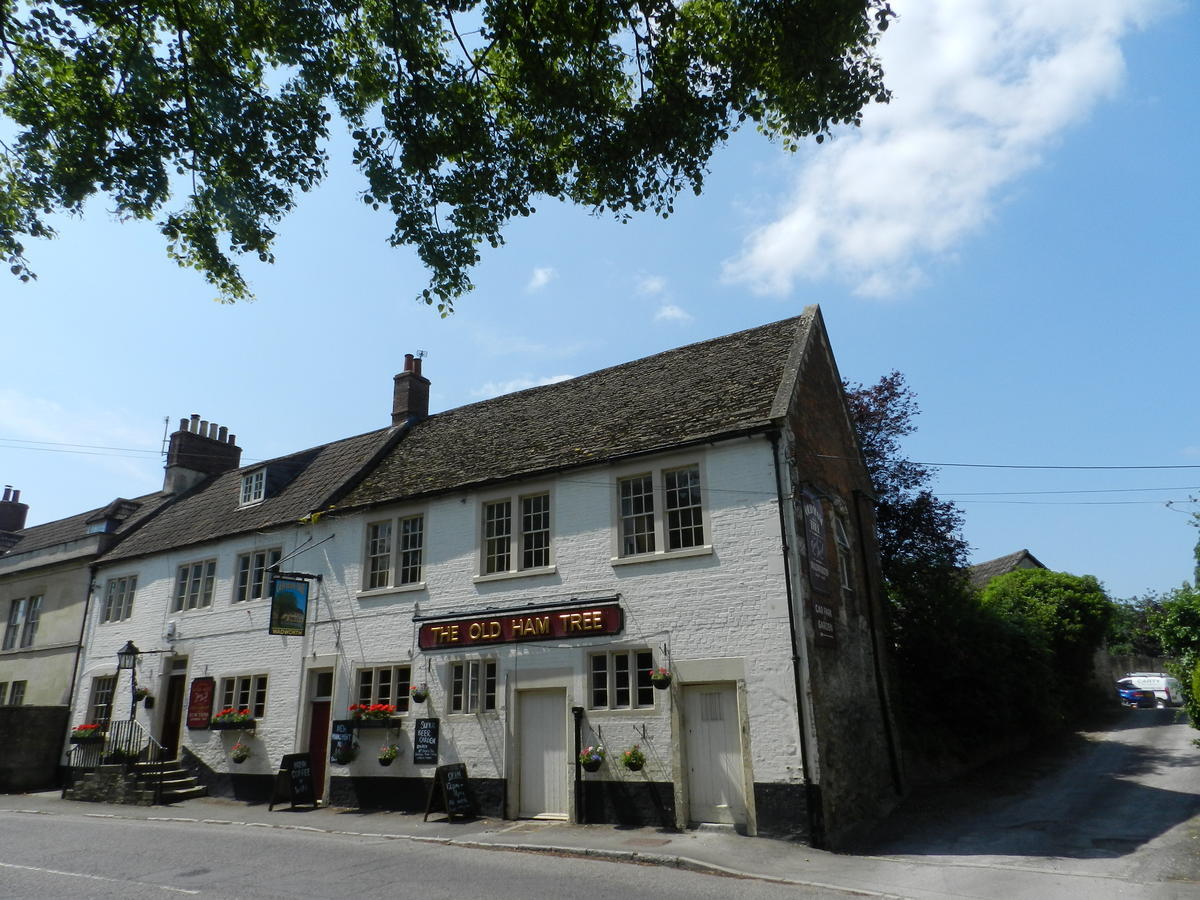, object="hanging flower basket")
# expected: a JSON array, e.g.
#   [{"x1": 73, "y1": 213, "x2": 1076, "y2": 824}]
[
  {"x1": 333, "y1": 745, "x2": 357, "y2": 765},
  {"x1": 621, "y1": 745, "x2": 646, "y2": 772},
  {"x1": 230, "y1": 742, "x2": 251, "y2": 764},
  {"x1": 379, "y1": 744, "x2": 399, "y2": 767},
  {"x1": 650, "y1": 667, "x2": 672, "y2": 690},
  {"x1": 410, "y1": 684, "x2": 428, "y2": 704},
  {"x1": 578, "y1": 745, "x2": 605, "y2": 772}
]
